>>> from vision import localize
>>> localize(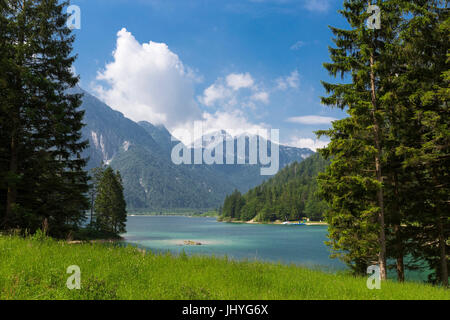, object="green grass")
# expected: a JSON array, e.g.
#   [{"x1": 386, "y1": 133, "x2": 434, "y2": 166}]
[{"x1": 0, "y1": 235, "x2": 448, "y2": 300}]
